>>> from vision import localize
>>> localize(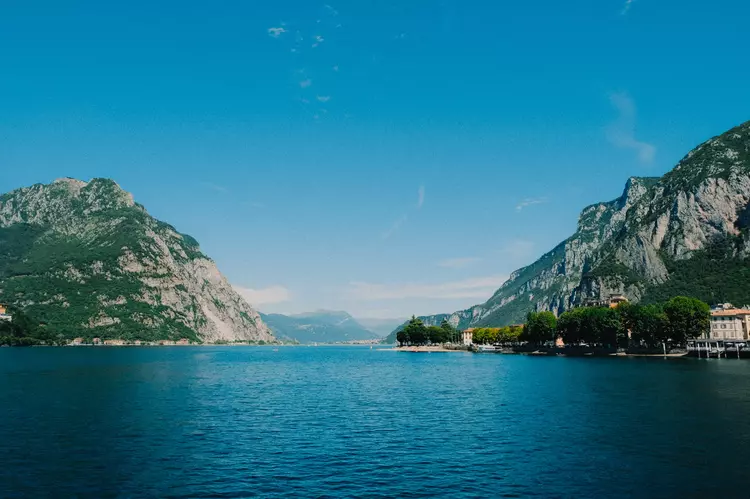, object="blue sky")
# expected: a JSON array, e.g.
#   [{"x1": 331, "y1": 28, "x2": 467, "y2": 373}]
[{"x1": 1, "y1": 0, "x2": 749, "y2": 319}]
